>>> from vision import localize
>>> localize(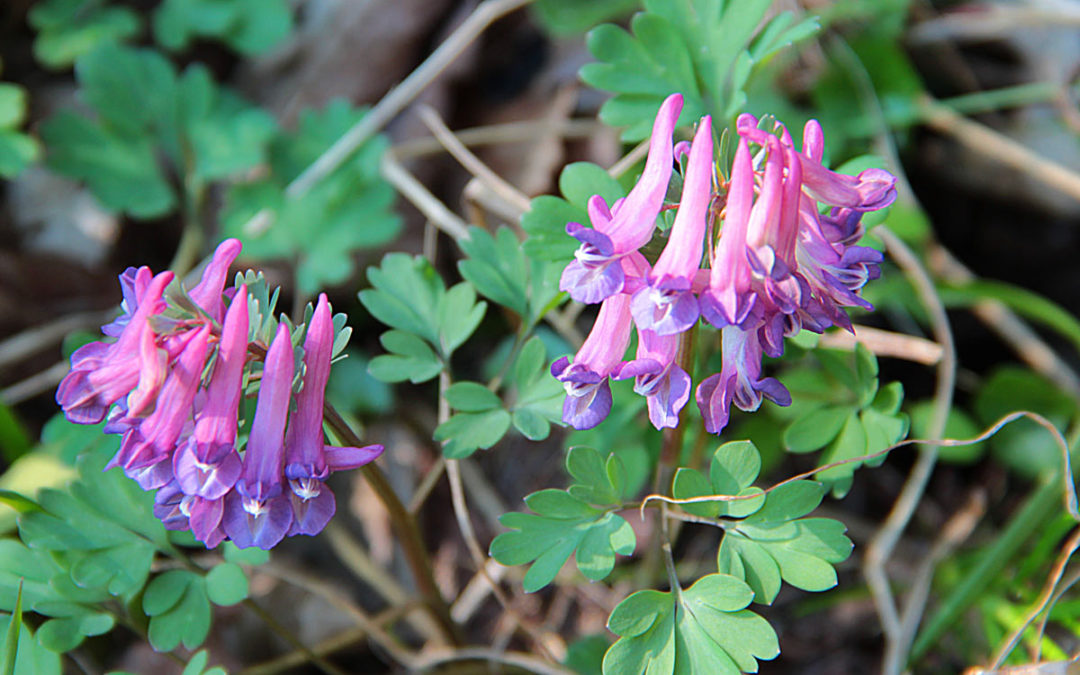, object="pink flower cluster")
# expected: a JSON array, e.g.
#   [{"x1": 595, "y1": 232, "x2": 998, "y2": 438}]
[
  {"x1": 57, "y1": 240, "x2": 382, "y2": 549},
  {"x1": 555, "y1": 94, "x2": 896, "y2": 434}
]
